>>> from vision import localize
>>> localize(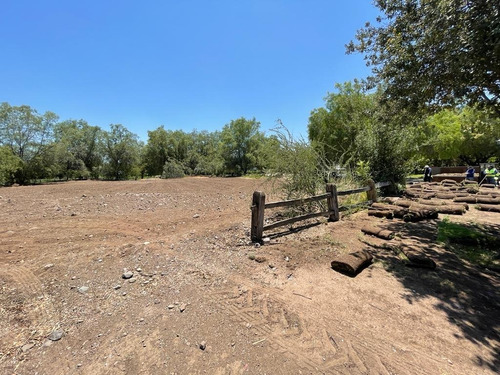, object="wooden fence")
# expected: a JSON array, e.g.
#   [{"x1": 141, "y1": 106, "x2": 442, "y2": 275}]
[{"x1": 251, "y1": 179, "x2": 391, "y2": 242}]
